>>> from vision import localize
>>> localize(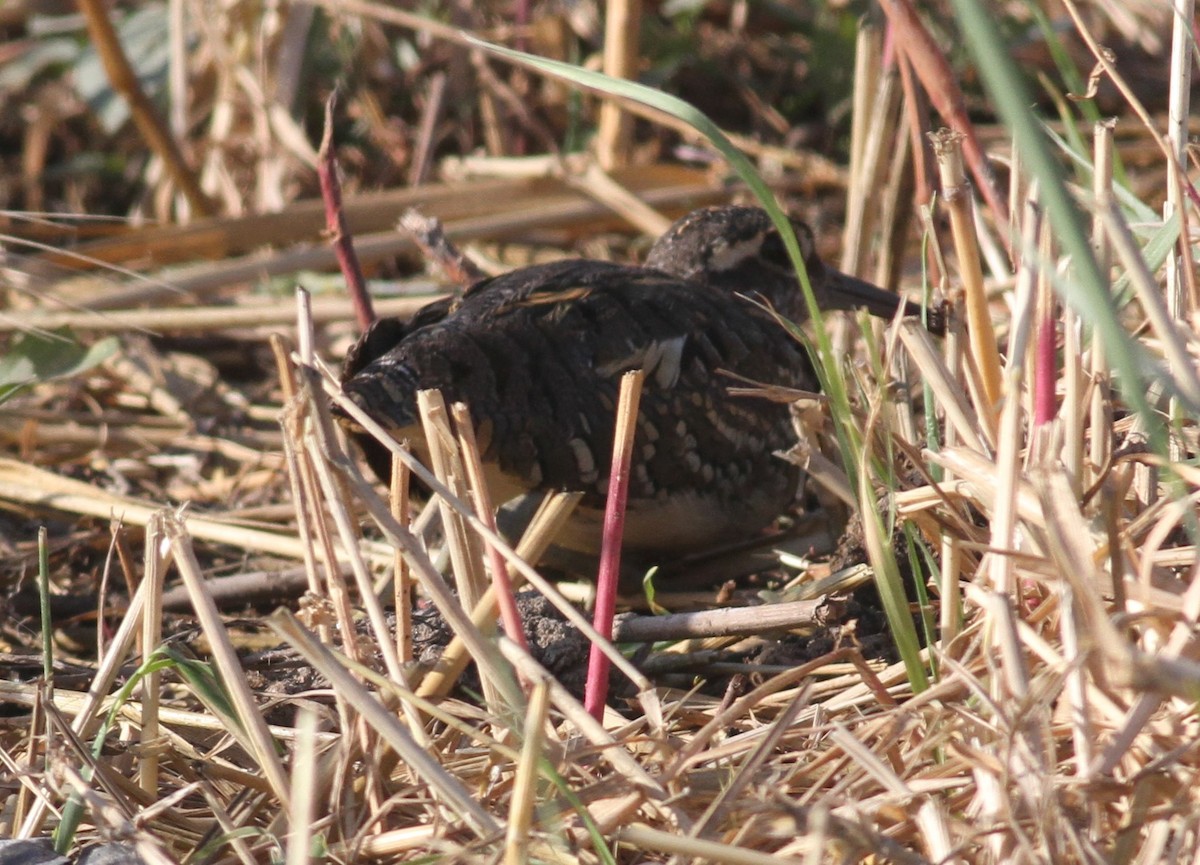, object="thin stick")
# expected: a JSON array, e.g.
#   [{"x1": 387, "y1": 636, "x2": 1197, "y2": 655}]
[
  {"x1": 137, "y1": 515, "x2": 165, "y2": 798},
  {"x1": 317, "y1": 93, "x2": 373, "y2": 332},
  {"x1": 1088, "y1": 121, "x2": 1114, "y2": 483},
  {"x1": 391, "y1": 455, "x2": 413, "y2": 664},
  {"x1": 504, "y1": 680, "x2": 549, "y2": 865},
  {"x1": 399, "y1": 209, "x2": 487, "y2": 286},
  {"x1": 452, "y1": 402, "x2": 528, "y2": 653},
  {"x1": 613, "y1": 598, "x2": 824, "y2": 643},
  {"x1": 584, "y1": 370, "x2": 644, "y2": 721},
  {"x1": 408, "y1": 72, "x2": 448, "y2": 187},
  {"x1": 75, "y1": 0, "x2": 212, "y2": 216}
]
